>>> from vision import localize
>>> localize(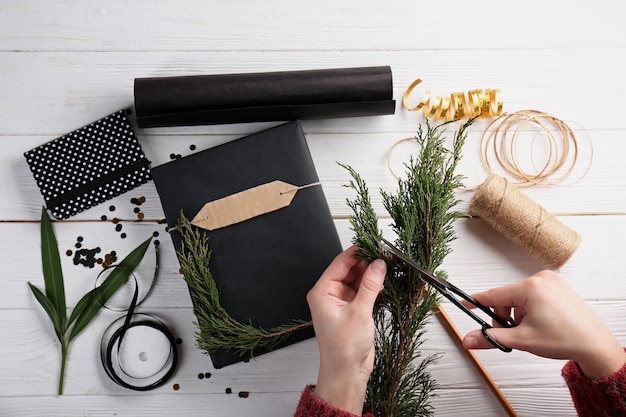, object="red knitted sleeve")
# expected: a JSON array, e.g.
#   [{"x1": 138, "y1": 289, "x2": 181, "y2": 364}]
[
  {"x1": 562, "y1": 350, "x2": 626, "y2": 417},
  {"x1": 294, "y1": 385, "x2": 375, "y2": 417}
]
